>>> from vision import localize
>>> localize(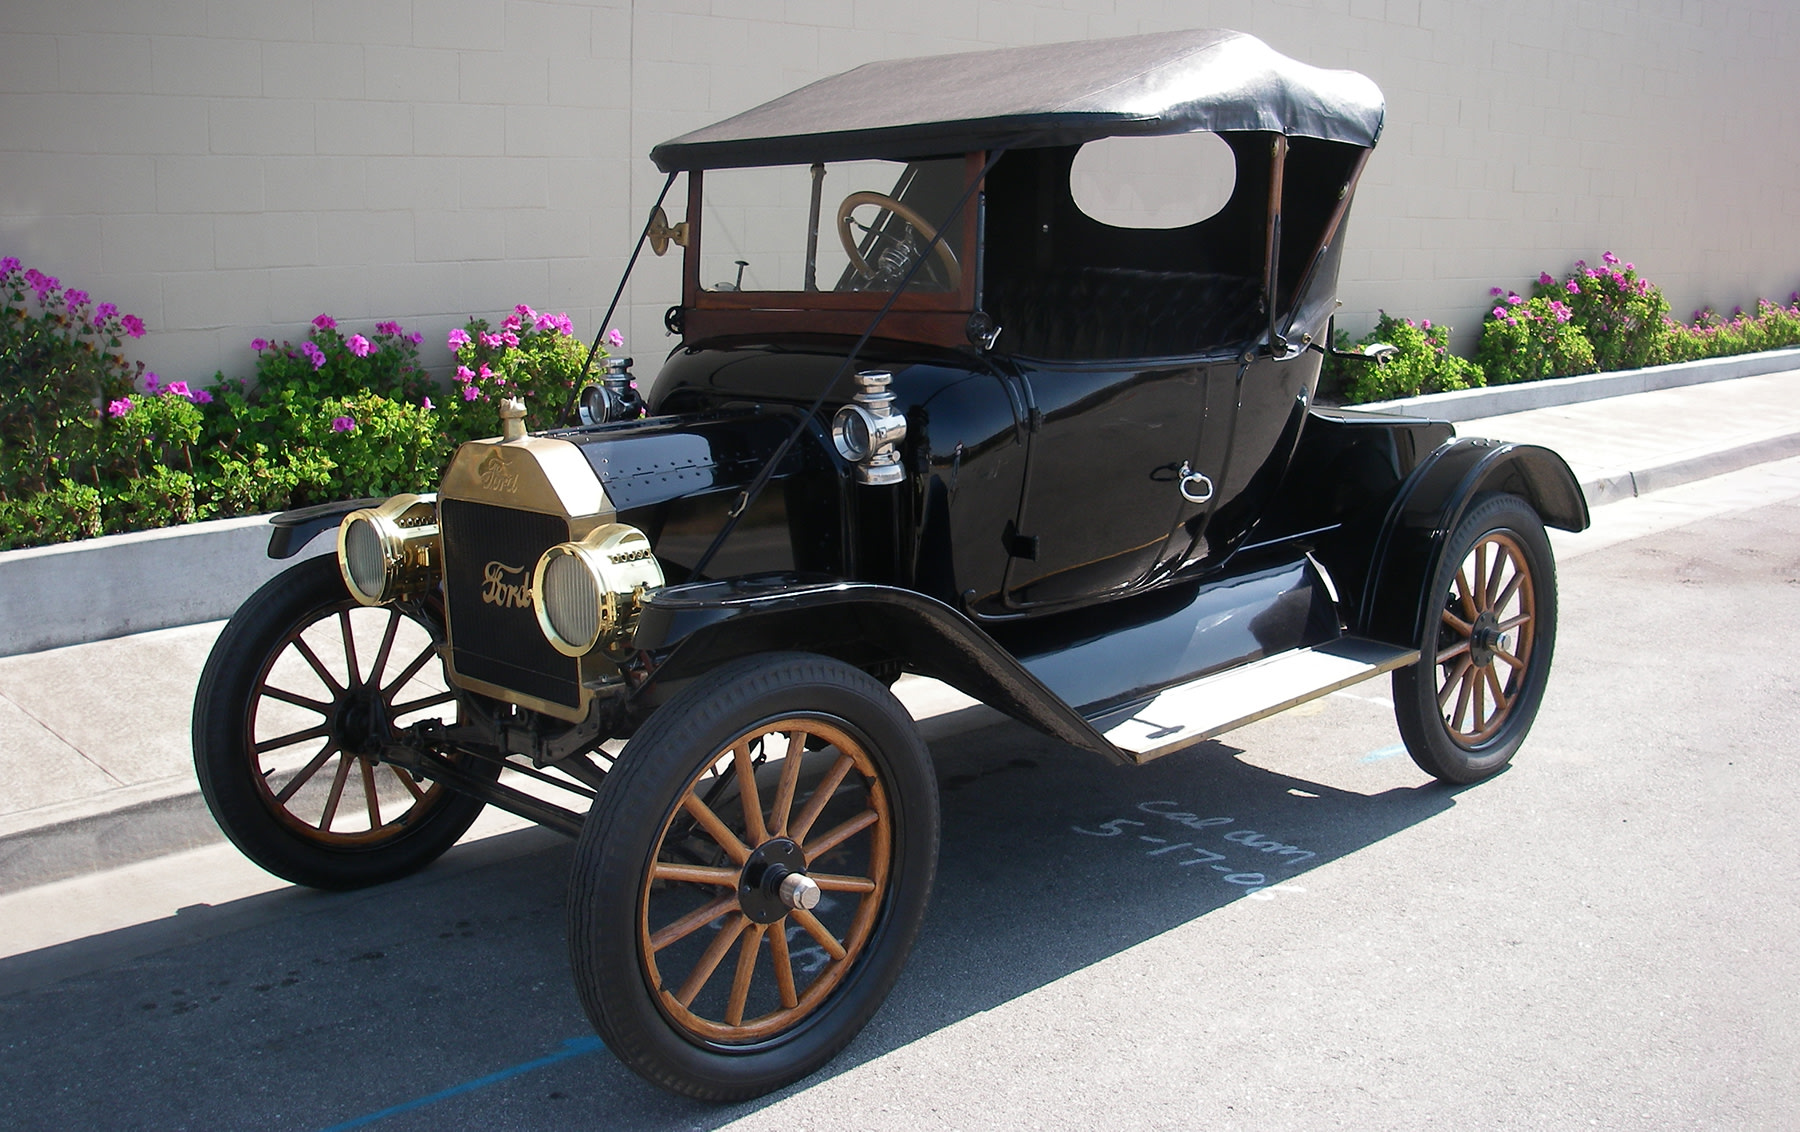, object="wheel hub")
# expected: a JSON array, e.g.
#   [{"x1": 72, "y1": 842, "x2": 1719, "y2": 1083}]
[
  {"x1": 1468, "y1": 611, "x2": 1502, "y2": 668},
  {"x1": 737, "y1": 837, "x2": 811, "y2": 925},
  {"x1": 332, "y1": 685, "x2": 391, "y2": 757}
]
